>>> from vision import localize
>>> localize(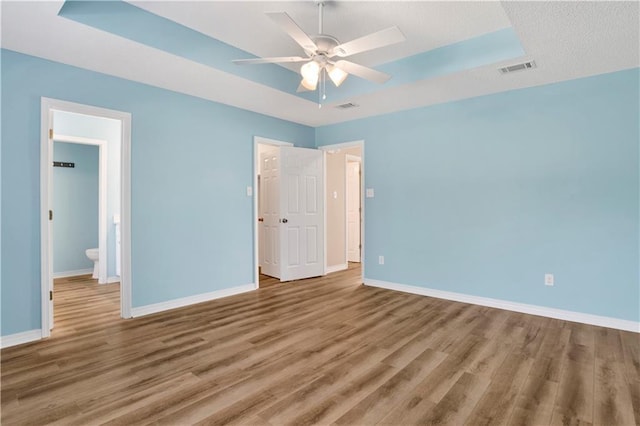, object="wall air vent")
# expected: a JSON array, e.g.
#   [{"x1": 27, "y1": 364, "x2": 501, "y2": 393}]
[
  {"x1": 499, "y1": 61, "x2": 536, "y2": 74},
  {"x1": 335, "y1": 102, "x2": 359, "y2": 109}
]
